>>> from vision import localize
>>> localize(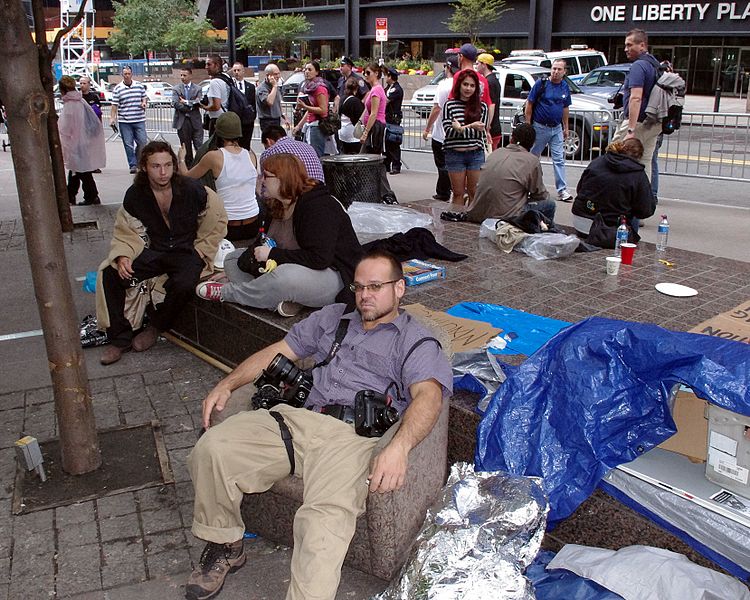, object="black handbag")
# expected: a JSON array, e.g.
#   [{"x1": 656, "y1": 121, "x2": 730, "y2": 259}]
[{"x1": 318, "y1": 113, "x2": 341, "y2": 136}]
